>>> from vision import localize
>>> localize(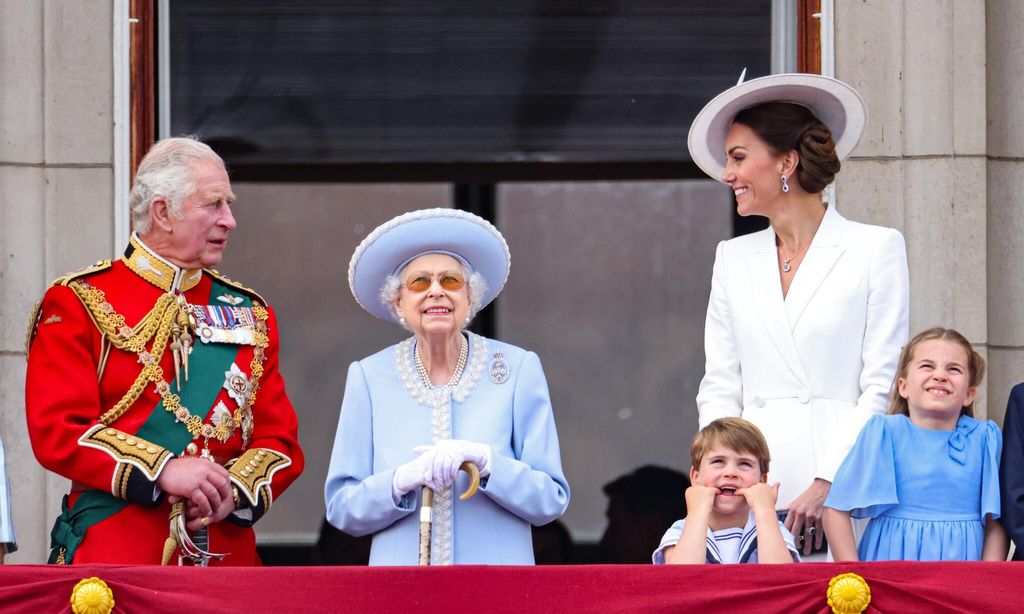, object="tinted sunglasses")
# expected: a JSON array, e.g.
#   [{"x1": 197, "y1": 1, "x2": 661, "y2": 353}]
[{"x1": 404, "y1": 271, "x2": 465, "y2": 293}]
